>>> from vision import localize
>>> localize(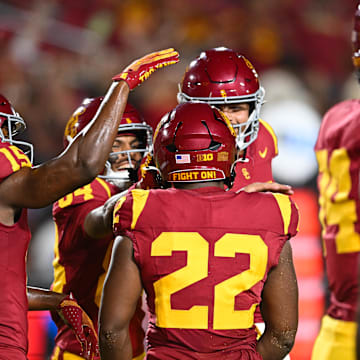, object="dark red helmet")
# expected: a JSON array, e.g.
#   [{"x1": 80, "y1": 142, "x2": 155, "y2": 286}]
[
  {"x1": 0, "y1": 94, "x2": 33, "y2": 163},
  {"x1": 353, "y1": 3, "x2": 360, "y2": 81},
  {"x1": 64, "y1": 97, "x2": 153, "y2": 149},
  {"x1": 63, "y1": 97, "x2": 103, "y2": 148},
  {"x1": 177, "y1": 47, "x2": 265, "y2": 151},
  {"x1": 153, "y1": 102, "x2": 237, "y2": 185},
  {"x1": 64, "y1": 97, "x2": 153, "y2": 187}
]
